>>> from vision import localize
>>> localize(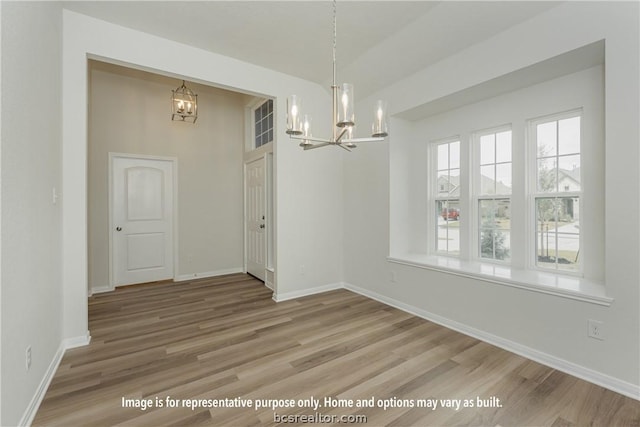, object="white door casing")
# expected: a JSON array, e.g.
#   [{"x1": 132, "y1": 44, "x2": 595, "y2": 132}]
[
  {"x1": 246, "y1": 157, "x2": 266, "y2": 281},
  {"x1": 111, "y1": 154, "x2": 175, "y2": 287}
]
